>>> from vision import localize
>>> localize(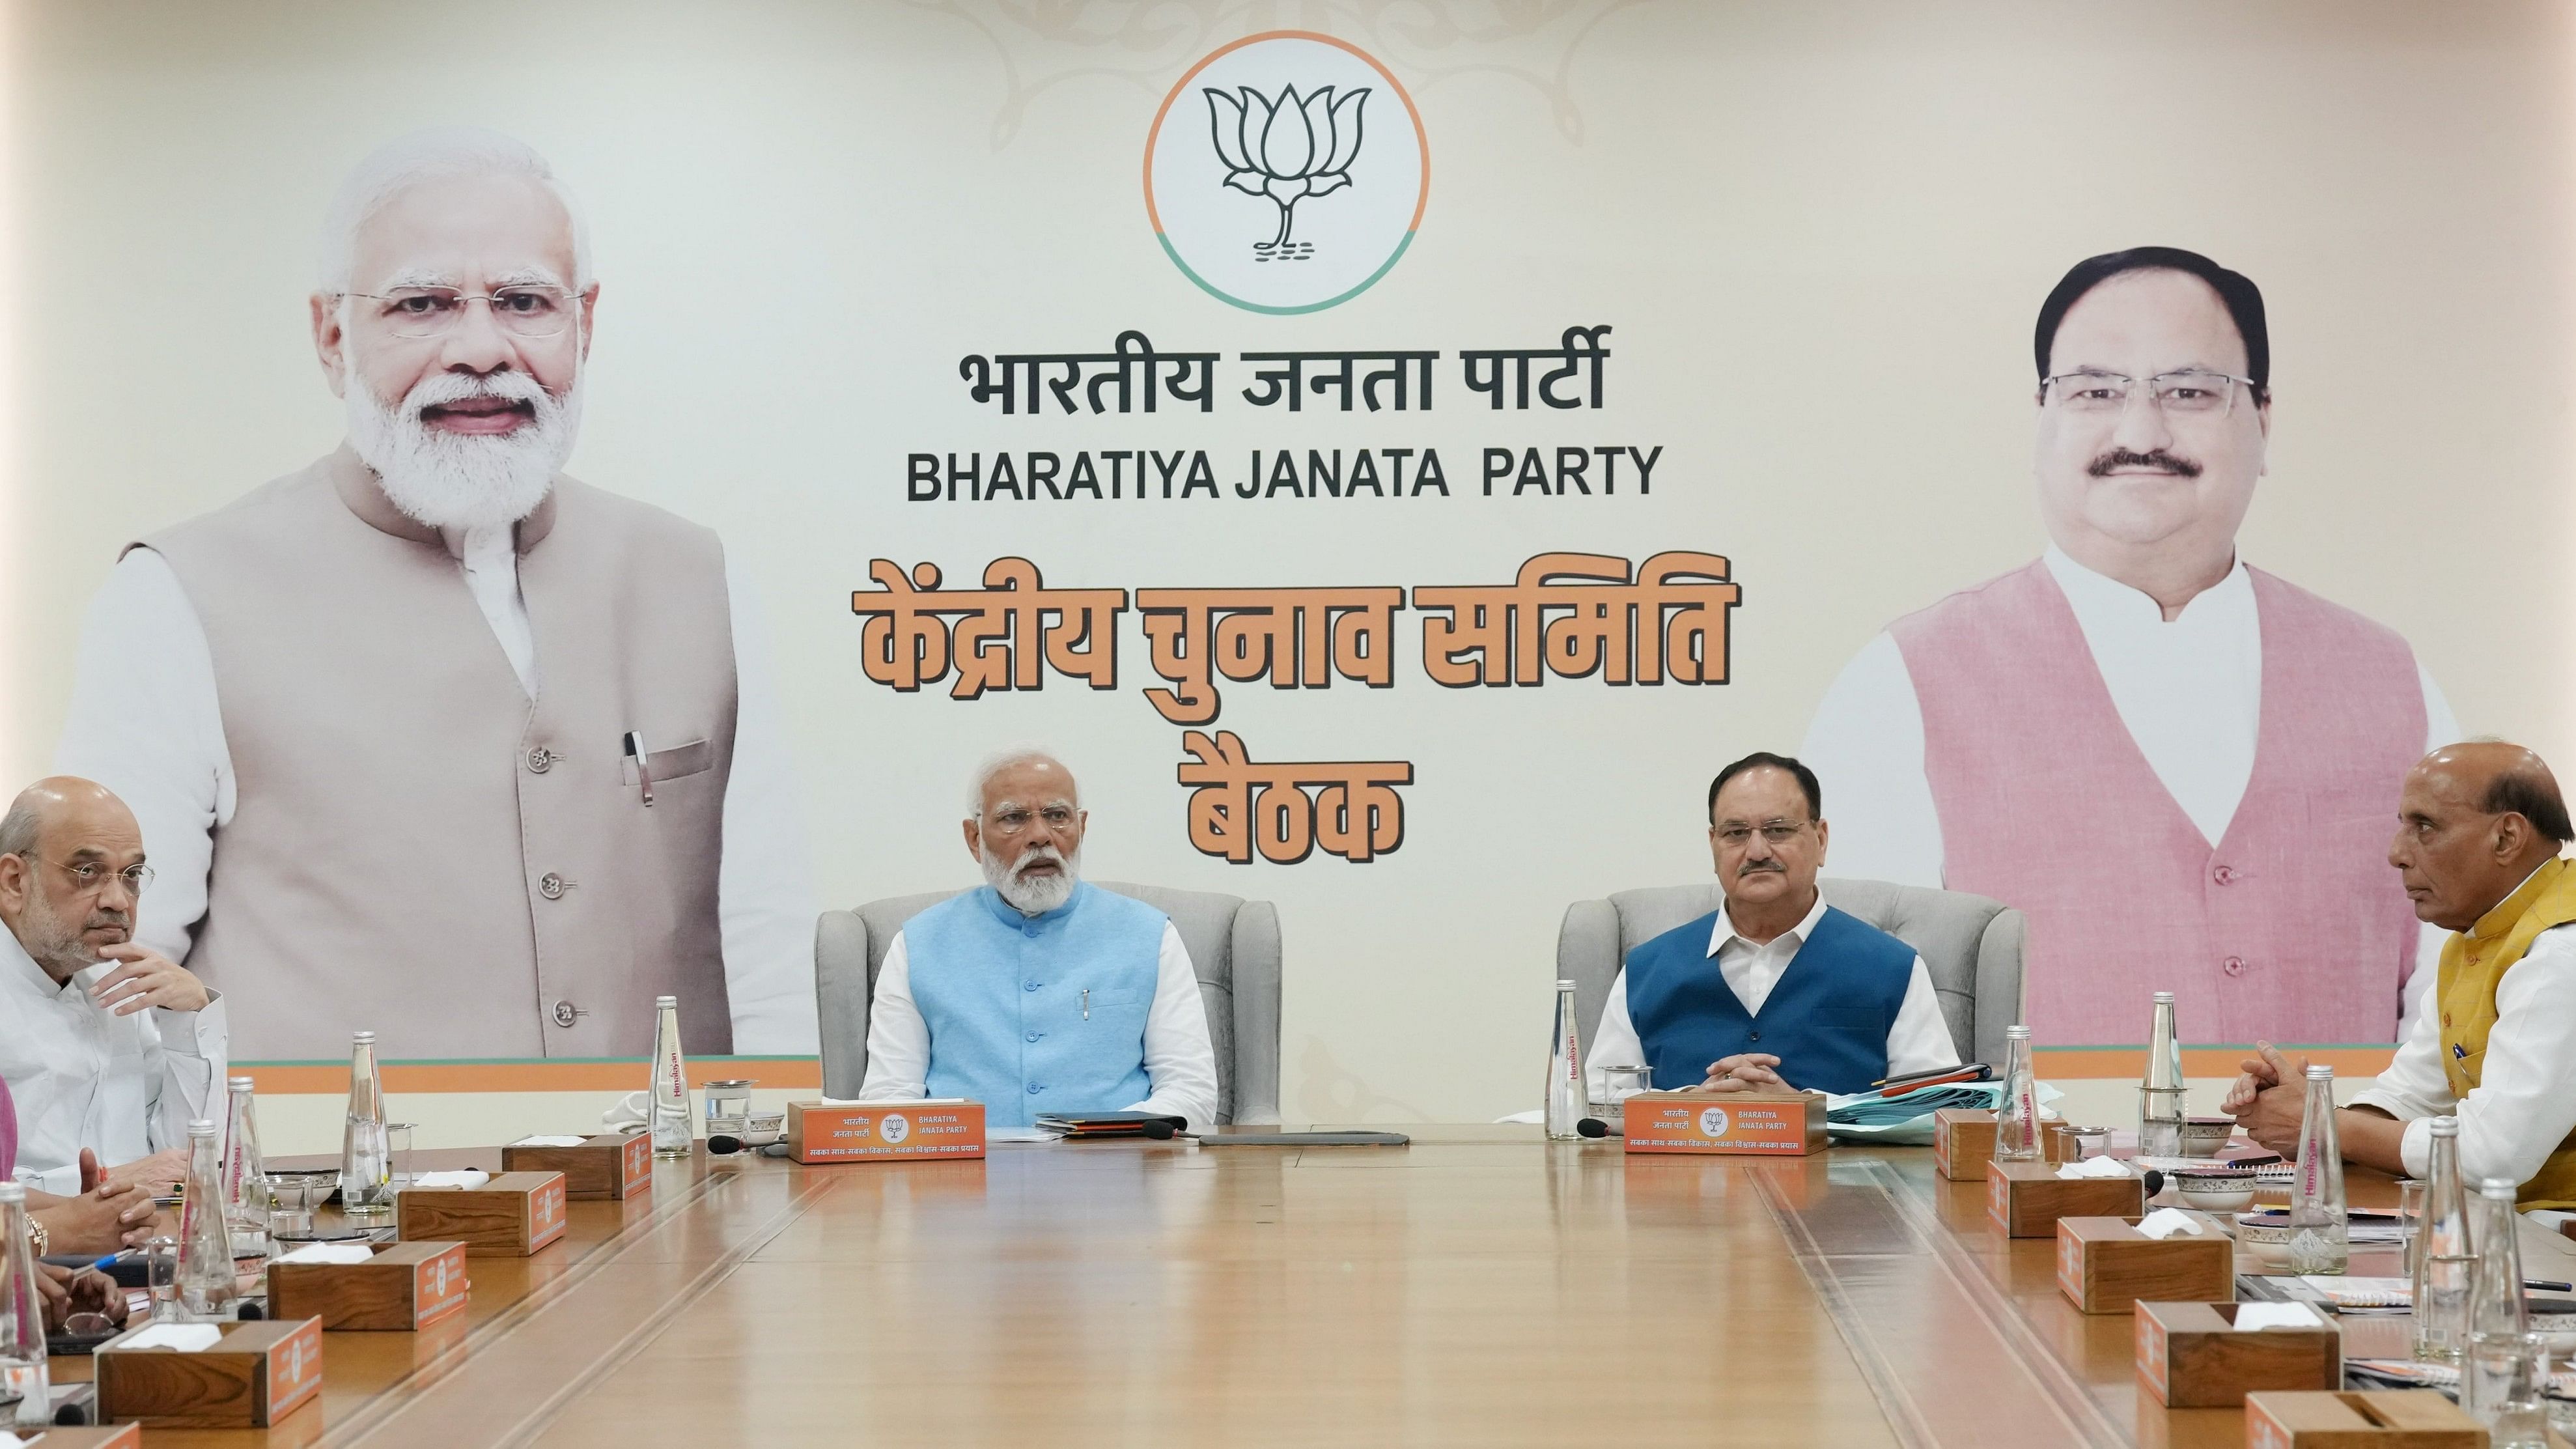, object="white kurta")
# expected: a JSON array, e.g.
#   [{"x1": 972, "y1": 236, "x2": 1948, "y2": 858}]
[
  {"x1": 0, "y1": 922, "x2": 228, "y2": 1194},
  {"x1": 1588, "y1": 893, "x2": 1959, "y2": 1095},
  {"x1": 859, "y1": 920, "x2": 1222, "y2": 1130},
  {"x1": 2350, "y1": 901, "x2": 2576, "y2": 1188},
  {"x1": 1801, "y1": 547, "x2": 2459, "y2": 1030},
  {"x1": 52, "y1": 533, "x2": 822, "y2": 1055}
]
